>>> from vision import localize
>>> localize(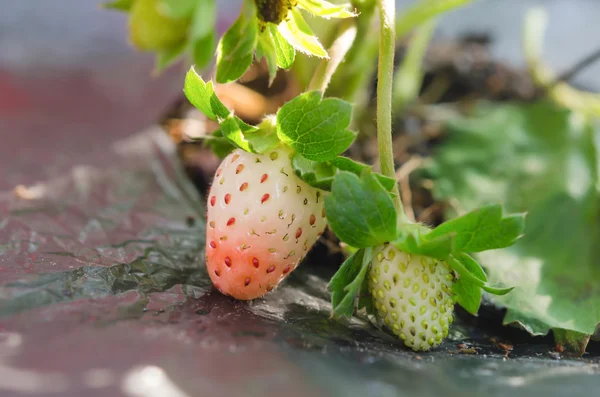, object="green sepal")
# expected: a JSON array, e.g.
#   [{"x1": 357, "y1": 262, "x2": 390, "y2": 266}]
[
  {"x1": 204, "y1": 130, "x2": 236, "y2": 158},
  {"x1": 190, "y1": 0, "x2": 216, "y2": 39},
  {"x1": 452, "y1": 253, "x2": 486, "y2": 315},
  {"x1": 391, "y1": 224, "x2": 454, "y2": 260},
  {"x1": 447, "y1": 253, "x2": 513, "y2": 296},
  {"x1": 191, "y1": 32, "x2": 216, "y2": 69},
  {"x1": 291, "y1": 155, "x2": 395, "y2": 192},
  {"x1": 216, "y1": 0, "x2": 258, "y2": 83},
  {"x1": 325, "y1": 170, "x2": 397, "y2": 248},
  {"x1": 189, "y1": 130, "x2": 236, "y2": 159},
  {"x1": 159, "y1": 0, "x2": 196, "y2": 18},
  {"x1": 291, "y1": 155, "x2": 337, "y2": 190},
  {"x1": 245, "y1": 117, "x2": 281, "y2": 154},
  {"x1": 329, "y1": 157, "x2": 396, "y2": 191},
  {"x1": 269, "y1": 25, "x2": 296, "y2": 69},
  {"x1": 183, "y1": 68, "x2": 229, "y2": 121},
  {"x1": 220, "y1": 115, "x2": 280, "y2": 154},
  {"x1": 257, "y1": 31, "x2": 278, "y2": 85},
  {"x1": 277, "y1": 9, "x2": 327, "y2": 58},
  {"x1": 220, "y1": 115, "x2": 258, "y2": 153},
  {"x1": 329, "y1": 247, "x2": 373, "y2": 318},
  {"x1": 297, "y1": 0, "x2": 357, "y2": 19},
  {"x1": 155, "y1": 40, "x2": 187, "y2": 72}
]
